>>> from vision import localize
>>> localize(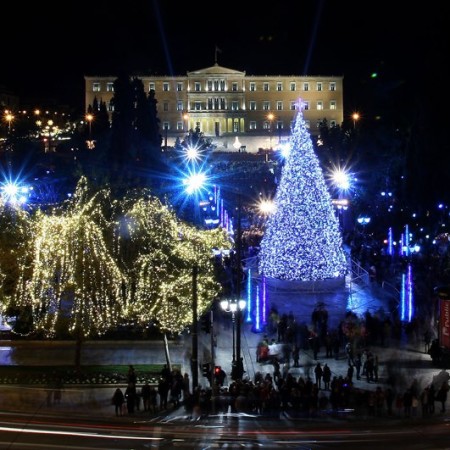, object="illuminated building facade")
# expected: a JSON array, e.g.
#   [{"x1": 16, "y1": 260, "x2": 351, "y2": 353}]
[{"x1": 85, "y1": 64, "x2": 343, "y2": 151}]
